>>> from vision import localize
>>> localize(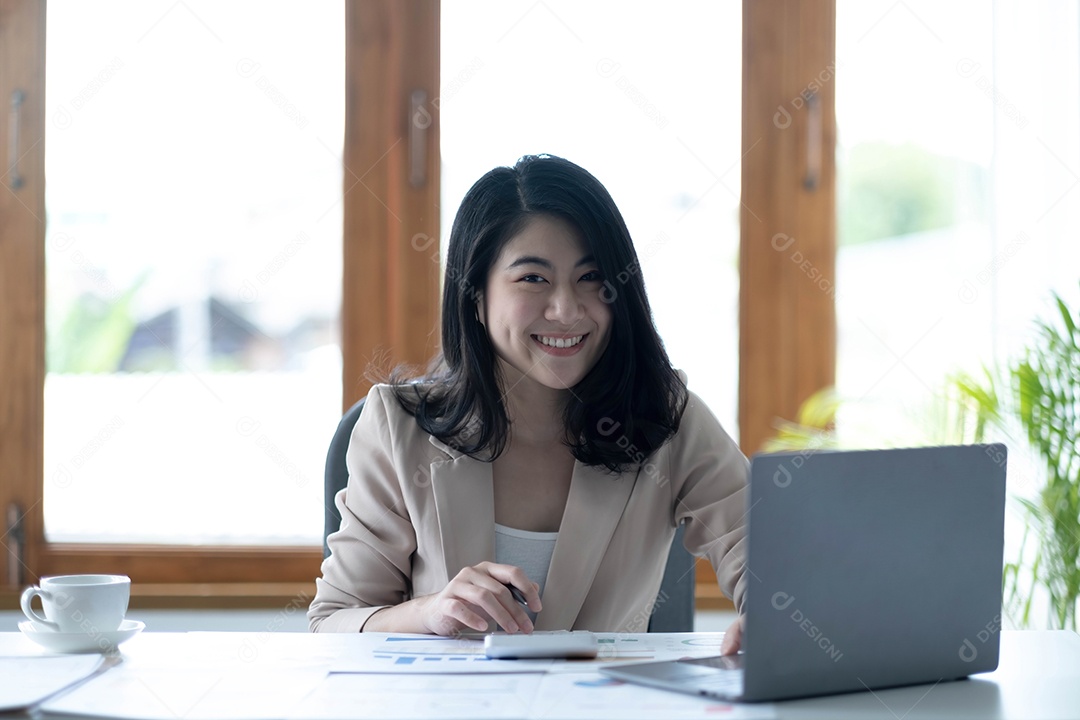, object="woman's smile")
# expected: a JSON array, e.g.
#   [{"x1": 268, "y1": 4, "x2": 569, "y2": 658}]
[{"x1": 532, "y1": 332, "x2": 588, "y2": 355}]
